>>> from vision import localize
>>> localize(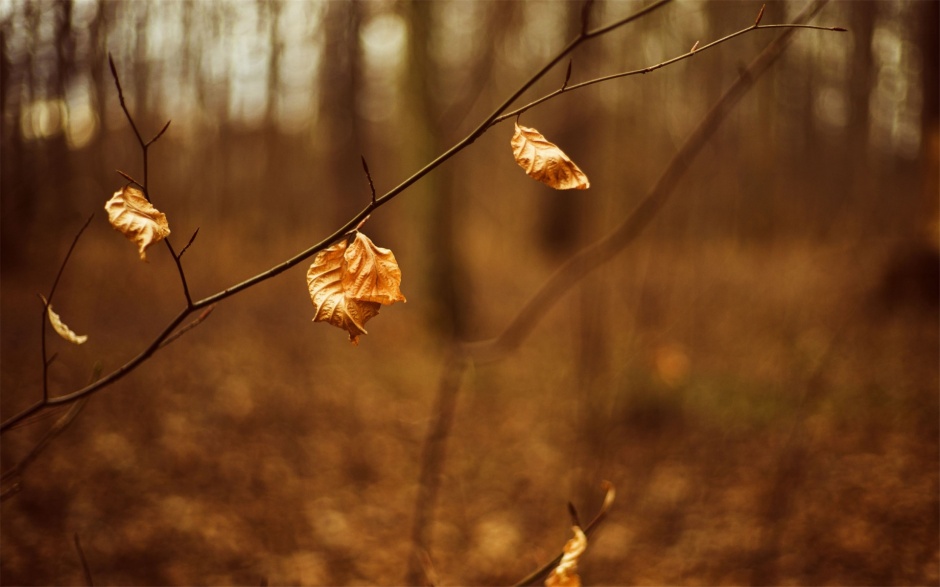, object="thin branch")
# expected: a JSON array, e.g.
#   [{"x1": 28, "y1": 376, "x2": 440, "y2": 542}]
[
  {"x1": 179, "y1": 227, "x2": 200, "y2": 258},
  {"x1": 115, "y1": 170, "x2": 143, "y2": 189},
  {"x1": 108, "y1": 53, "x2": 144, "y2": 149},
  {"x1": 1, "y1": 364, "x2": 100, "y2": 498},
  {"x1": 147, "y1": 119, "x2": 171, "y2": 147},
  {"x1": 164, "y1": 238, "x2": 194, "y2": 307},
  {"x1": 1, "y1": 0, "x2": 841, "y2": 433},
  {"x1": 41, "y1": 214, "x2": 94, "y2": 403},
  {"x1": 361, "y1": 155, "x2": 377, "y2": 204},
  {"x1": 158, "y1": 305, "x2": 215, "y2": 349},
  {"x1": 495, "y1": 21, "x2": 846, "y2": 123}
]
